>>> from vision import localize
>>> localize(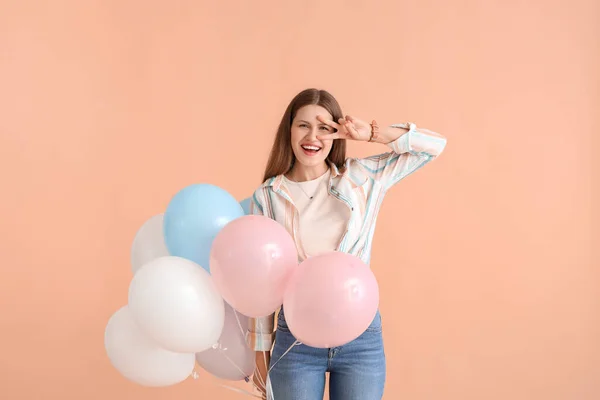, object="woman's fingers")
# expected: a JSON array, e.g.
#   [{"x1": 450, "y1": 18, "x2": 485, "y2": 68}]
[
  {"x1": 316, "y1": 115, "x2": 361, "y2": 140},
  {"x1": 317, "y1": 114, "x2": 340, "y2": 130},
  {"x1": 347, "y1": 123, "x2": 360, "y2": 139},
  {"x1": 338, "y1": 117, "x2": 354, "y2": 137},
  {"x1": 316, "y1": 132, "x2": 342, "y2": 140},
  {"x1": 340, "y1": 117, "x2": 360, "y2": 139}
]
